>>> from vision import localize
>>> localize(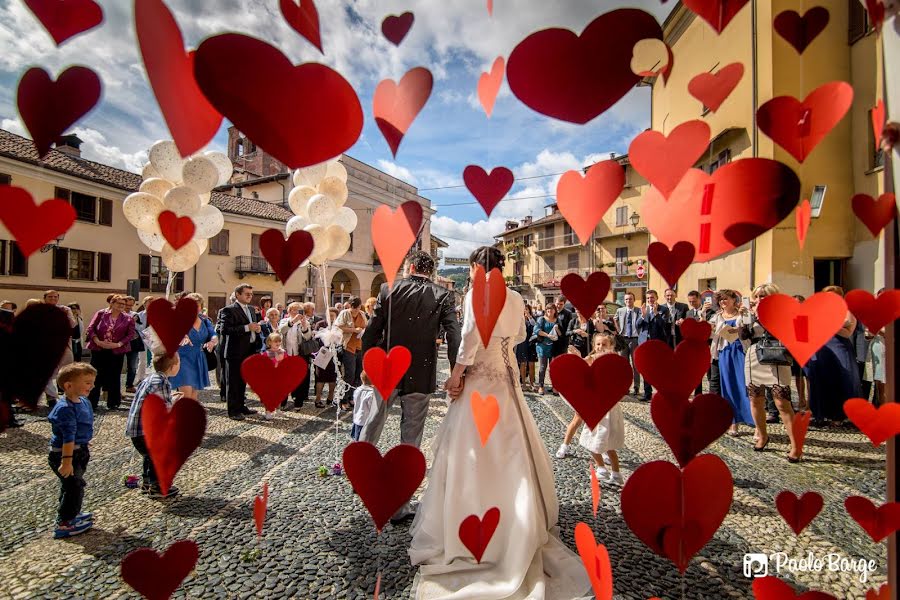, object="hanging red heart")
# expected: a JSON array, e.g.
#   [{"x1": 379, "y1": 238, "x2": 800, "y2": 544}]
[
  {"x1": 550, "y1": 353, "x2": 632, "y2": 430},
  {"x1": 574, "y1": 523, "x2": 613, "y2": 600},
  {"x1": 280, "y1": 0, "x2": 322, "y2": 52},
  {"x1": 371, "y1": 201, "x2": 423, "y2": 288},
  {"x1": 647, "y1": 241, "x2": 695, "y2": 290},
  {"x1": 845, "y1": 289, "x2": 900, "y2": 334},
  {"x1": 471, "y1": 265, "x2": 507, "y2": 348},
  {"x1": 259, "y1": 229, "x2": 314, "y2": 283},
  {"x1": 845, "y1": 497, "x2": 900, "y2": 543},
  {"x1": 142, "y1": 395, "x2": 206, "y2": 496},
  {"x1": 381, "y1": 12, "x2": 414, "y2": 46},
  {"x1": 363, "y1": 346, "x2": 412, "y2": 401},
  {"x1": 865, "y1": 0, "x2": 886, "y2": 31},
  {"x1": 24, "y1": 0, "x2": 103, "y2": 45},
  {"x1": 751, "y1": 576, "x2": 837, "y2": 599},
  {"x1": 851, "y1": 193, "x2": 897, "y2": 237},
  {"x1": 757, "y1": 81, "x2": 854, "y2": 164},
  {"x1": 796, "y1": 199, "x2": 811, "y2": 249},
  {"x1": 556, "y1": 160, "x2": 625, "y2": 245},
  {"x1": 463, "y1": 165, "x2": 513, "y2": 217},
  {"x1": 241, "y1": 354, "x2": 308, "y2": 412},
  {"x1": 629, "y1": 120, "x2": 711, "y2": 199},
  {"x1": 682, "y1": 0, "x2": 750, "y2": 33},
  {"x1": 560, "y1": 272, "x2": 611, "y2": 320},
  {"x1": 136, "y1": 0, "x2": 223, "y2": 158},
  {"x1": 478, "y1": 56, "x2": 505, "y2": 118},
  {"x1": 792, "y1": 410, "x2": 812, "y2": 458},
  {"x1": 343, "y1": 442, "x2": 426, "y2": 532},
  {"x1": 373, "y1": 67, "x2": 433, "y2": 156},
  {"x1": 157, "y1": 210, "x2": 195, "y2": 250},
  {"x1": 680, "y1": 318, "x2": 712, "y2": 343},
  {"x1": 254, "y1": 482, "x2": 269, "y2": 537},
  {"x1": 843, "y1": 398, "x2": 900, "y2": 447},
  {"x1": 634, "y1": 339, "x2": 711, "y2": 401},
  {"x1": 621, "y1": 455, "x2": 733, "y2": 573},
  {"x1": 773, "y1": 7, "x2": 830, "y2": 54},
  {"x1": 867, "y1": 584, "x2": 891, "y2": 600},
  {"x1": 687, "y1": 62, "x2": 744, "y2": 113},
  {"x1": 458, "y1": 507, "x2": 500, "y2": 563},
  {"x1": 775, "y1": 491, "x2": 823, "y2": 535},
  {"x1": 487, "y1": 0, "x2": 493, "y2": 16},
  {"x1": 146, "y1": 297, "x2": 199, "y2": 356},
  {"x1": 121, "y1": 540, "x2": 199, "y2": 600},
  {"x1": 651, "y1": 392, "x2": 733, "y2": 468},
  {"x1": 590, "y1": 464, "x2": 600, "y2": 518},
  {"x1": 470, "y1": 391, "x2": 500, "y2": 447},
  {"x1": 194, "y1": 33, "x2": 362, "y2": 168},
  {"x1": 871, "y1": 100, "x2": 885, "y2": 152},
  {"x1": 506, "y1": 9, "x2": 661, "y2": 124},
  {"x1": 17, "y1": 66, "x2": 102, "y2": 158},
  {"x1": 0, "y1": 186, "x2": 76, "y2": 257},
  {"x1": 756, "y1": 293, "x2": 847, "y2": 367}
]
